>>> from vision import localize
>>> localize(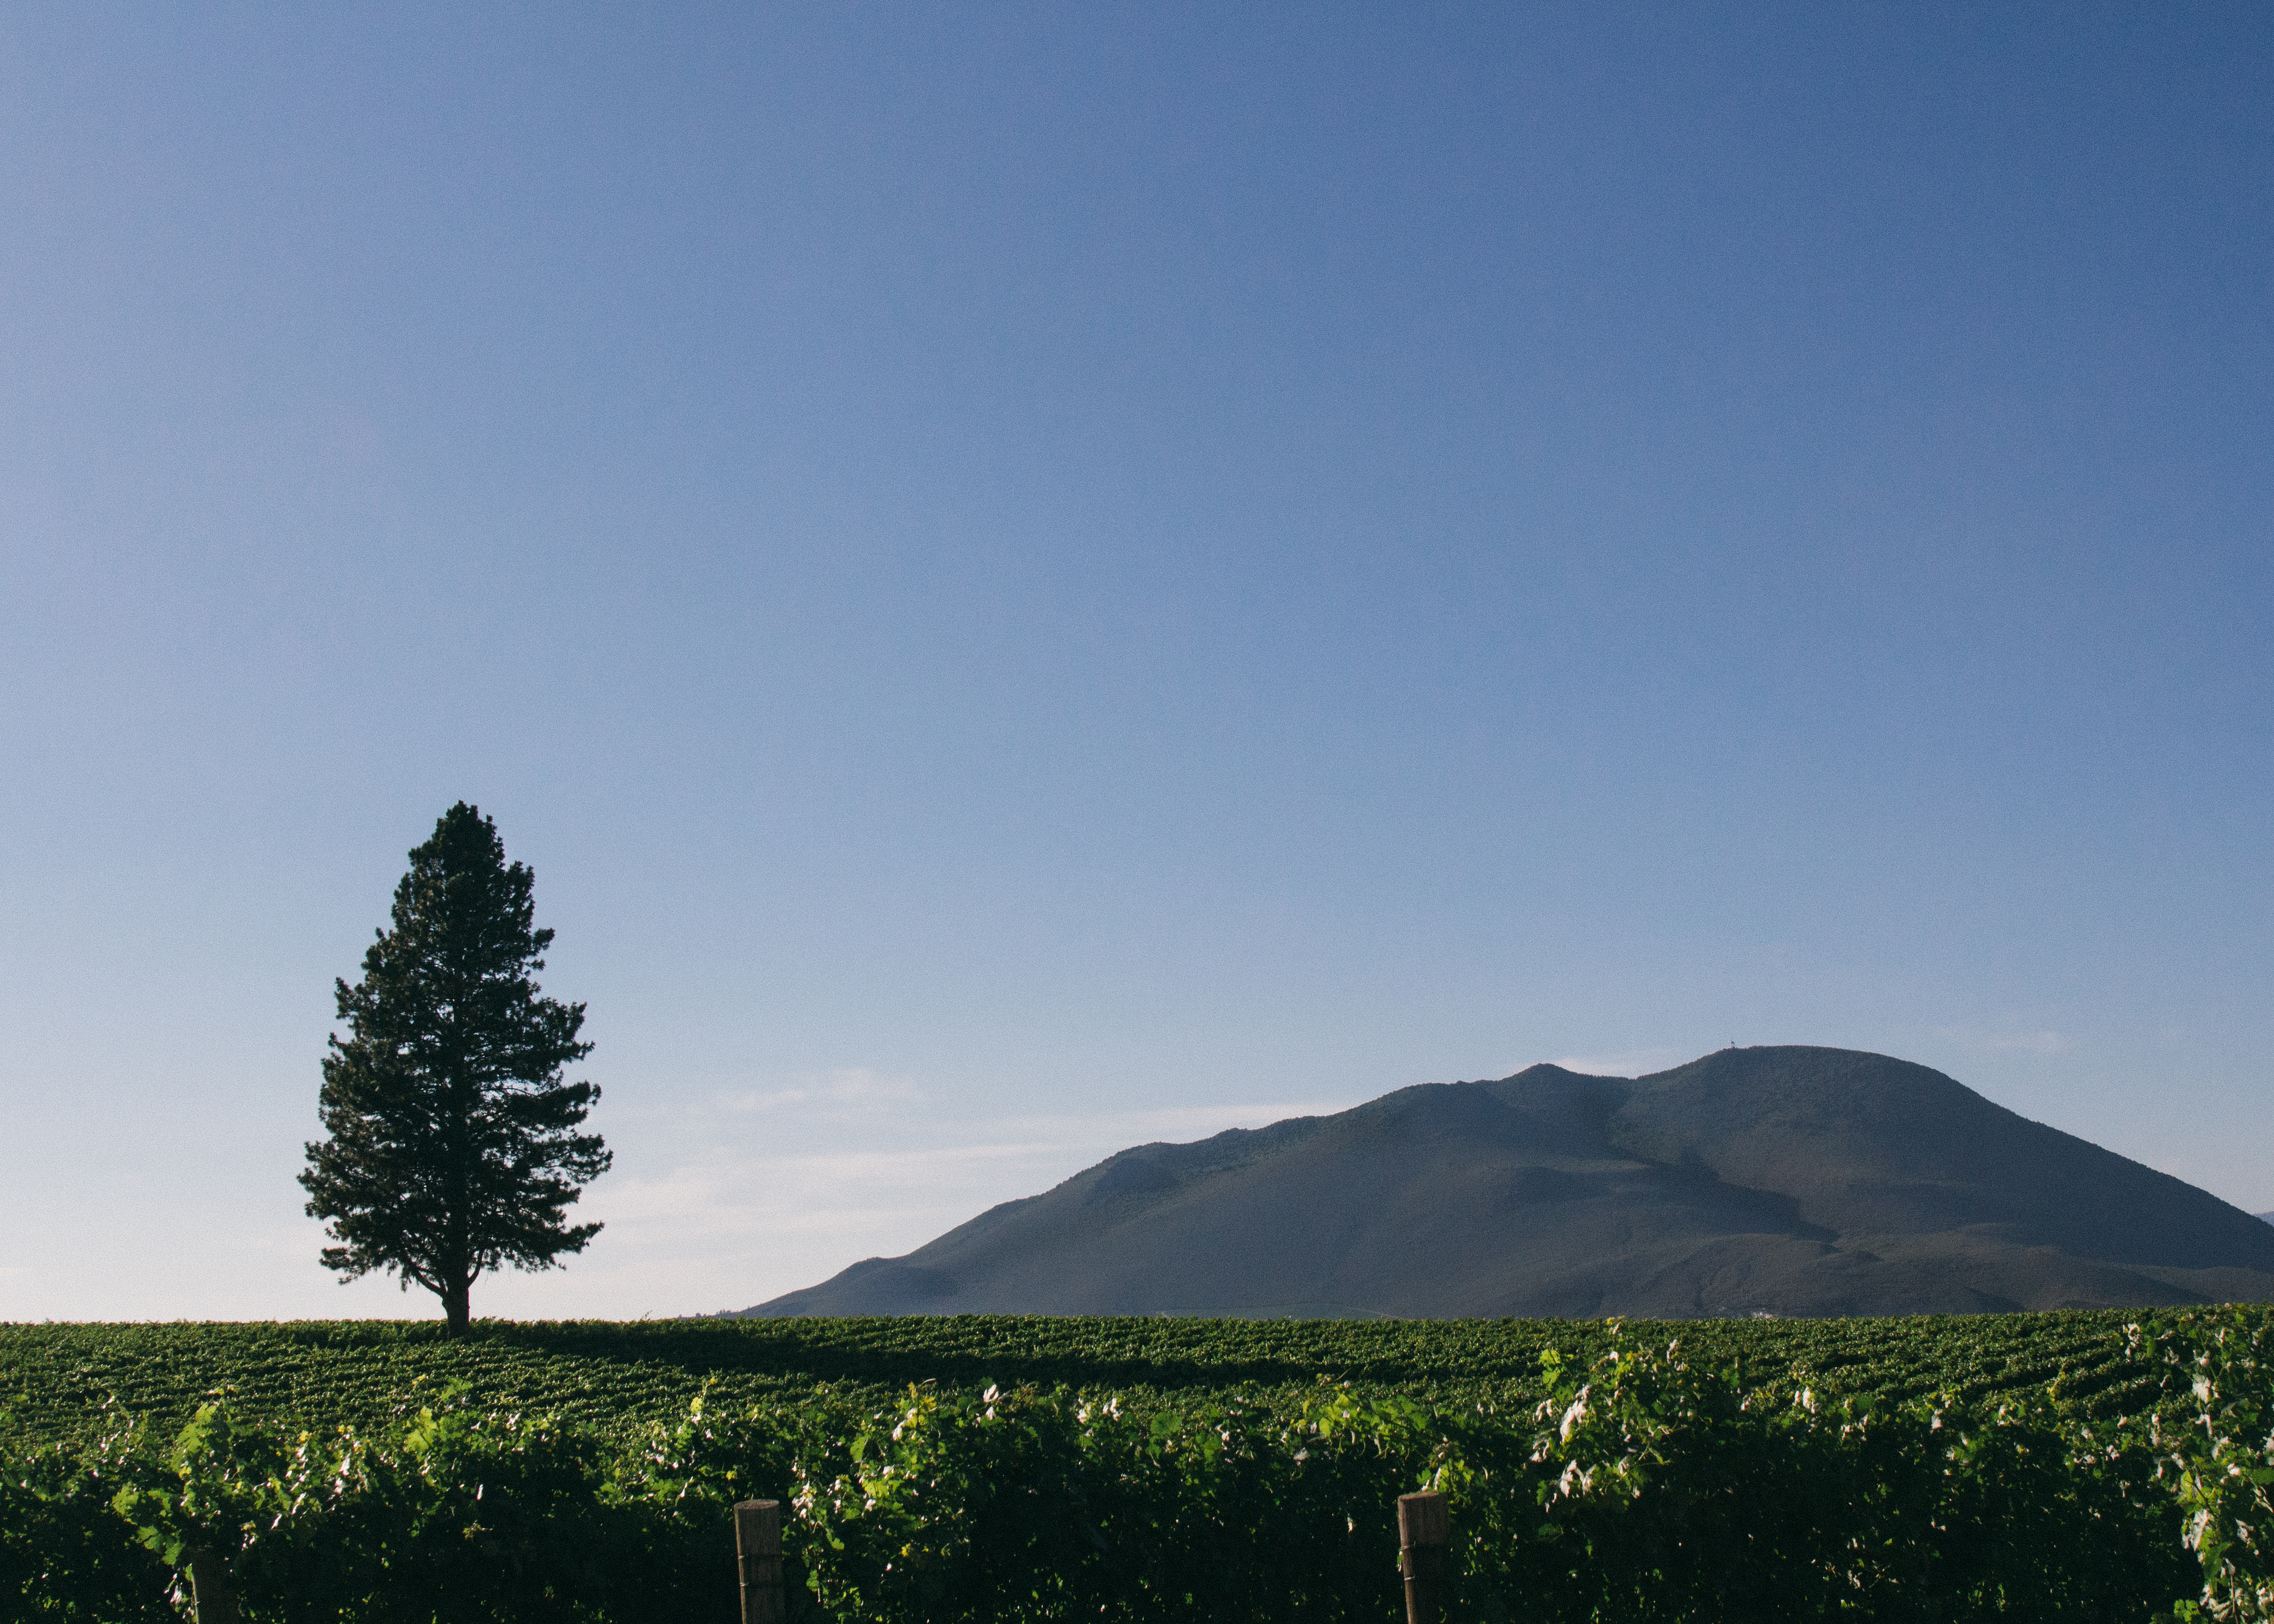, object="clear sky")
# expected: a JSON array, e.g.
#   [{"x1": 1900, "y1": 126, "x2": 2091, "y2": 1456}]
[{"x1": 3, "y1": 4, "x2": 2270, "y2": 1322}]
